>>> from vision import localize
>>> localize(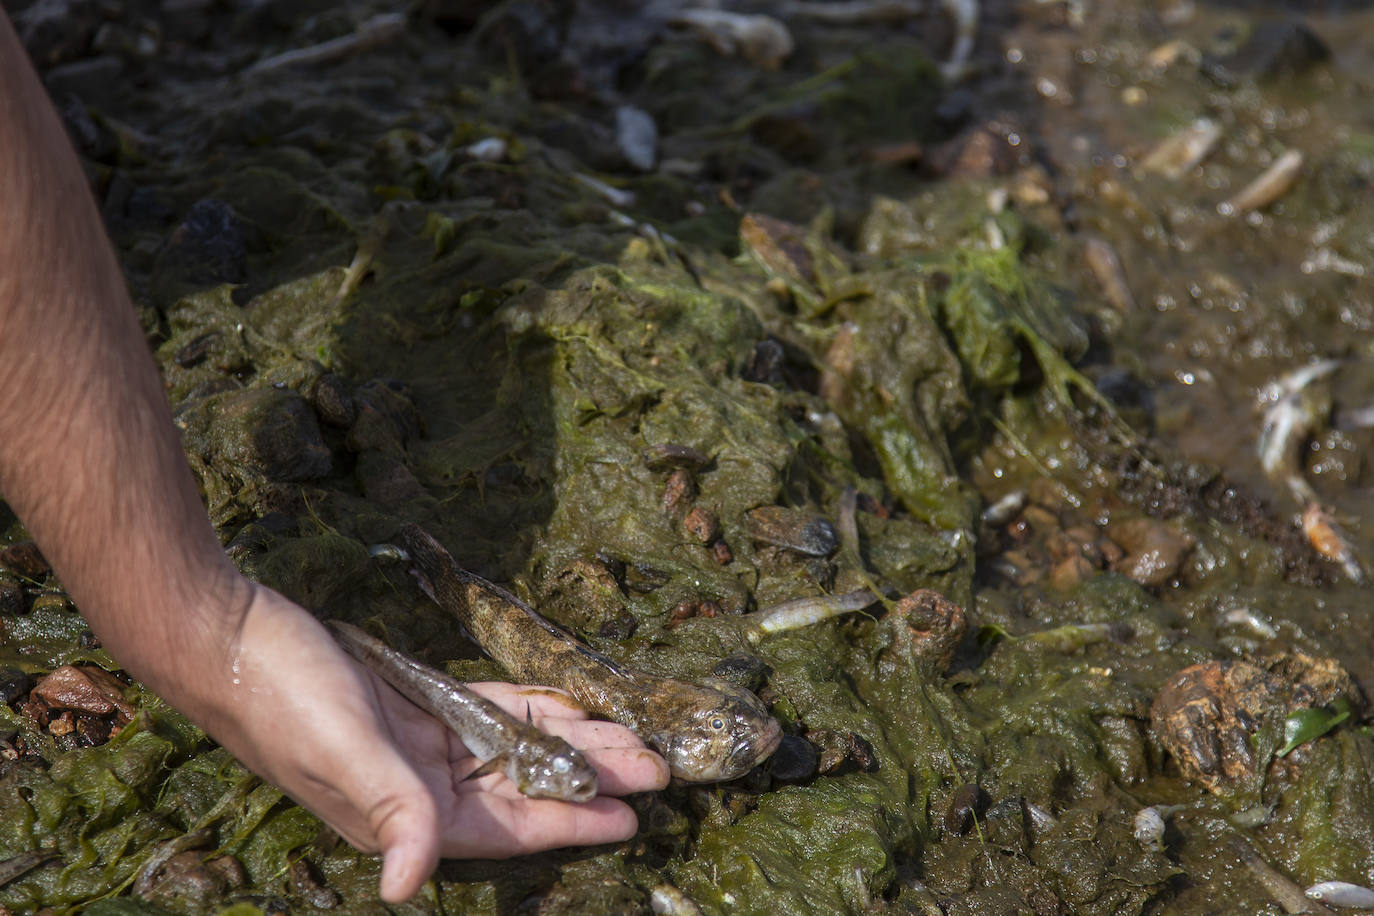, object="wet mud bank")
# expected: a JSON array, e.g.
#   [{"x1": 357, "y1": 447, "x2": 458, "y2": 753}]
[{"x1": 3, "y1": 0, "x2": 1374, "y2": 912}]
